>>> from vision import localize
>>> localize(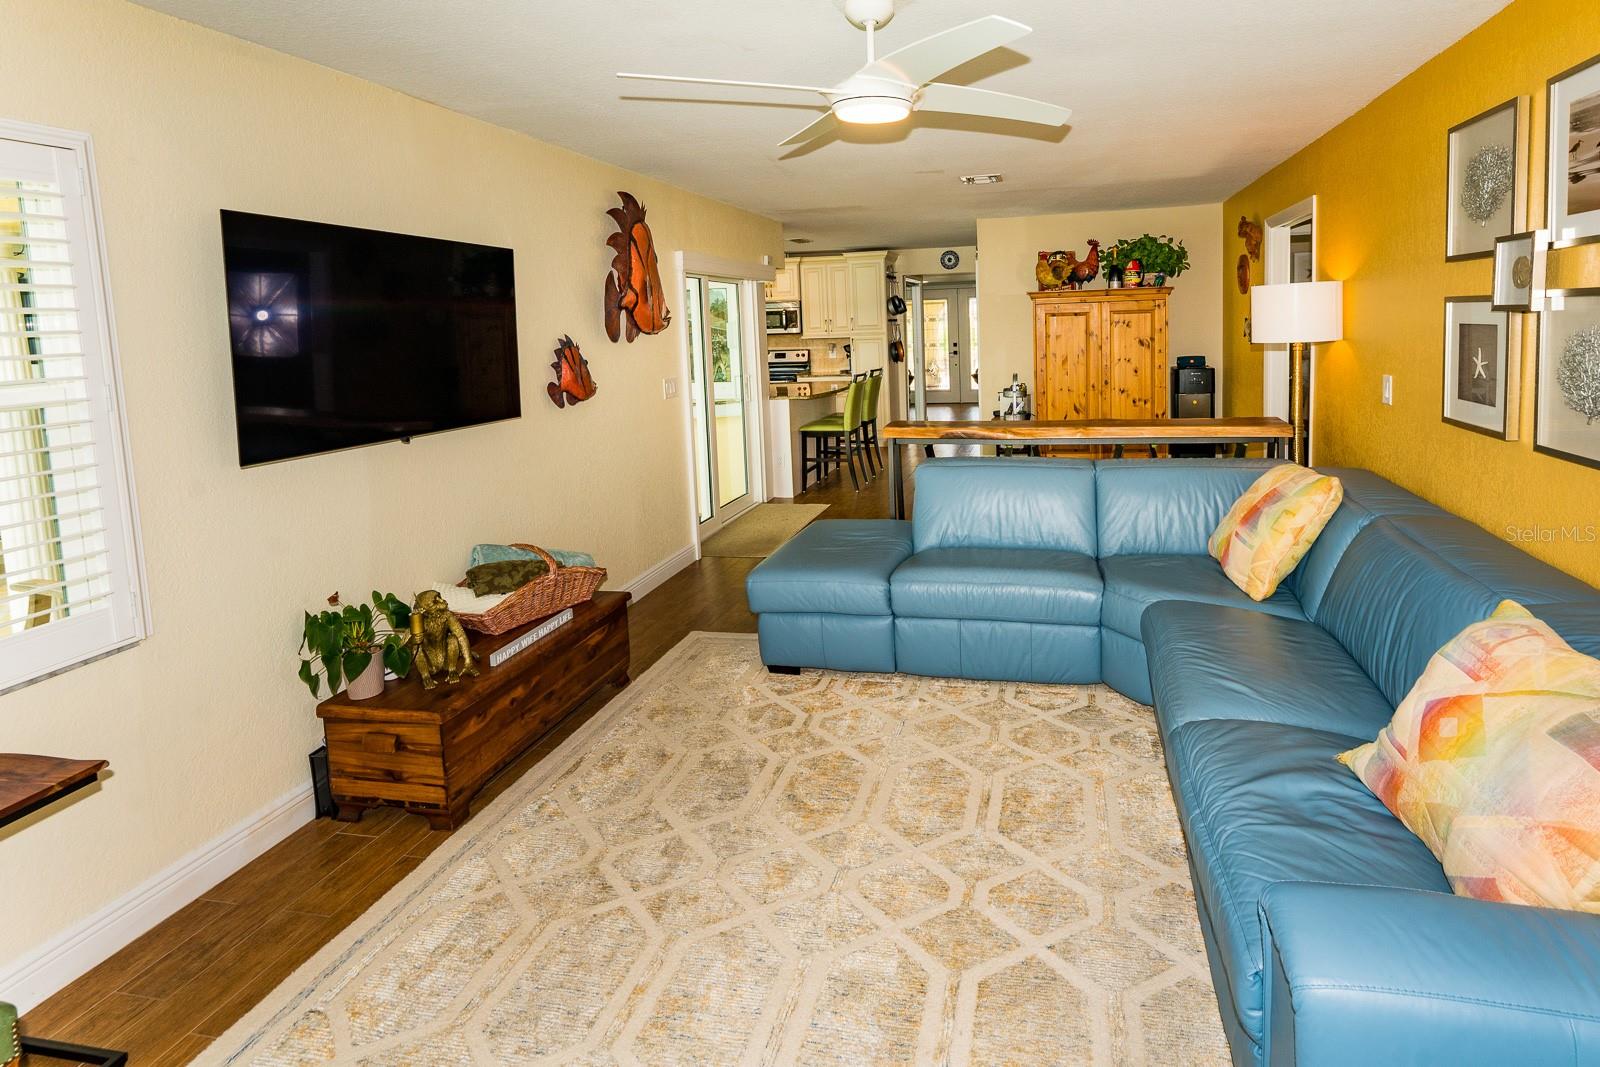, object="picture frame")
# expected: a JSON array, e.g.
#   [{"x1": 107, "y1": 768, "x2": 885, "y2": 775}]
[
  {"x1": 1442, "y1": 296, "x2": 1518, "y2": 439},
  {"x1": 1535, "y1": 288, "x2": 1600, "y2": 469},
  {"x1": 1547, "y1": 53, "x2": 1600, "y2": 247},
  {"x1": 1491, "y1": 229, "x2": 1547, "y2": 312},
  {"x1": 1446, "y1": 98, "x2": 1526, "y2": 260}
]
